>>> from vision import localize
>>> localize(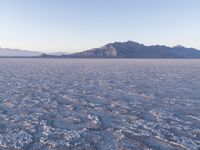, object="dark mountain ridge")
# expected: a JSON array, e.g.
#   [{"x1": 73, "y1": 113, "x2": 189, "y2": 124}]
[{"x1": 68, "y1": 41, "x2": 200, "y2": 58}]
